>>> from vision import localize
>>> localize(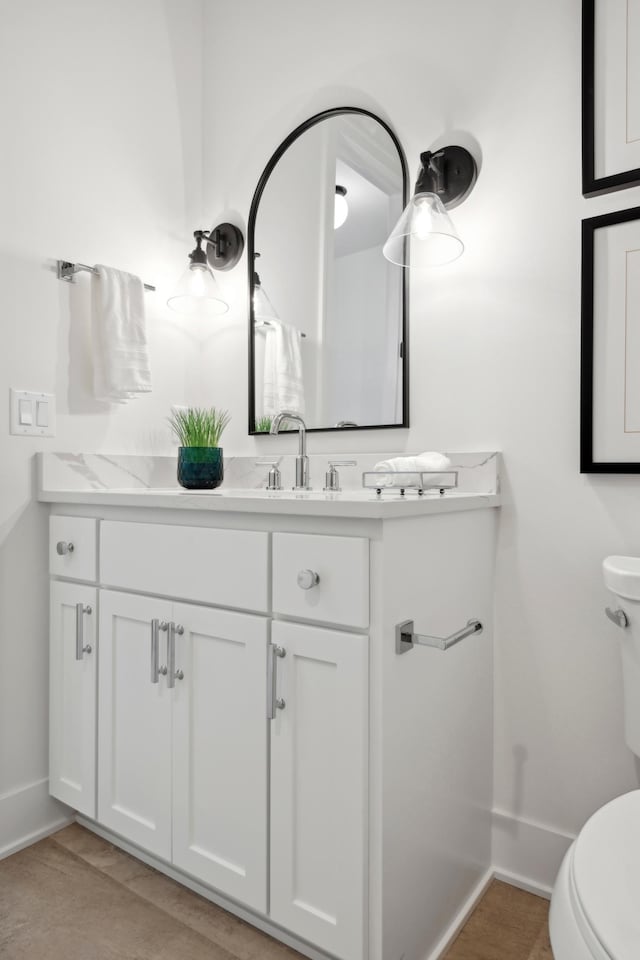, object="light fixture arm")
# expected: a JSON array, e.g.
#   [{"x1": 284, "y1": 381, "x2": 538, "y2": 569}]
[
  {"x1": 413, "y1": 145, "x2": 477, "y2": 210},
  {"x1": 189, "y1": 231, "x2": 208, "y2": 267}
]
